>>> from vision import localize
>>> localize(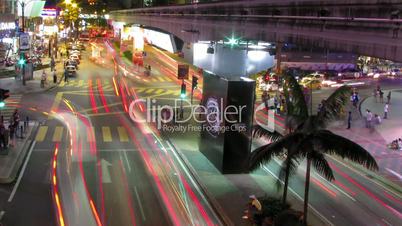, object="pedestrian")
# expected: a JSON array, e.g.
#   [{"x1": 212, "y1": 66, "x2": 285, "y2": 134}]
[
  {"x1": 347, "y1": 111, "x2": 352, "y2": 129},
  {"x1": 0, "y1": 118, "x2": 6, "y2": 150},
  {"x1": 375, "y1": 114, "x2": 382, "y2": 125},
  {"x1": 379, "y1": 90, "x2": 384, "y2": 103},
  {"x1": 366, "y1": 109, "x2": 373, "y2": 128},
  {"x1": 373, "y1": 89, "x2": 377, "y2": 103},
  {"x1": 8, "y1": 124, "x2": 15, "y2": 147},
  {"x1": 53, "y1": 70, "x2": 57, "y2": 84},
  {"x1": 64, "y1": 70, "x2": 68, "y2": 83},
  {"x1": 387, "y1": 91, "x2": 391, "y2": 104},
  {"x1": 41, "y1": 70, "x2": 47, "y2": 88},
  {"x1": 384, "y1": 103, "x2": 389, "y2": 119},
  {"x1": 398, "y1": 139, "x2": 402, "y2": 151}
]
